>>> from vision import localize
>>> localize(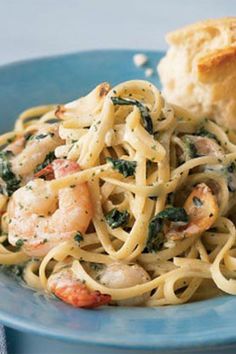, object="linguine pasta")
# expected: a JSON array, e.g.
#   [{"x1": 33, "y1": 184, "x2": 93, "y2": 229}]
[{"x1": 1, "y1": 80, "x2": 236, "y2": 307}]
